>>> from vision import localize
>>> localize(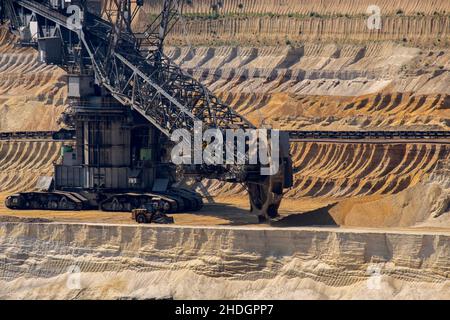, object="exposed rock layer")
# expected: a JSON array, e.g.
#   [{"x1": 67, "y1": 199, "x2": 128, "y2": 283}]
[
  {"x1": 144, "y1": 0, "x2": 450, "y2": 16},
  {"x1": 167, "y1": 44, "x2": 450, "y2": 130},
  {"x1": 0, "y1": 222, "x2": 449, "y2": 299},
  {"x1": 139, "y1": 0, "x2": 450, "y2": 47}
]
